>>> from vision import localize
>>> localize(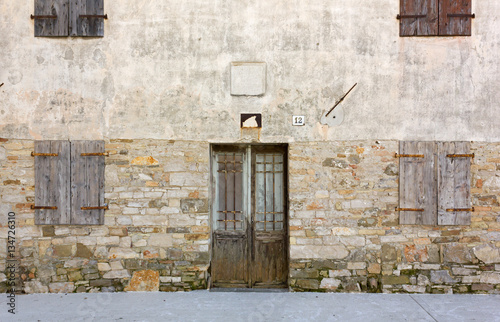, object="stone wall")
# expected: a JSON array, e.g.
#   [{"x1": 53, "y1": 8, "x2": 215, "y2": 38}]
[
  {"x1": 288, "y1": 141, "x2": 500, "y2": 293},
  {"x1": 0, "y1": 139, "x2": 499, "y2": 293},
  {"x1": 0, "y1": 139, "x2": 210, "y2": 293}
]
